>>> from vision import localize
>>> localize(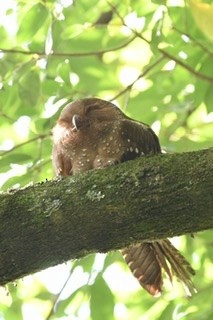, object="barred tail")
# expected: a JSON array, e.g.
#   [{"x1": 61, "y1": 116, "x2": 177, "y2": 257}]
[{"x1": 121, "y1": 239, "x2": 196, "y2": 297}]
